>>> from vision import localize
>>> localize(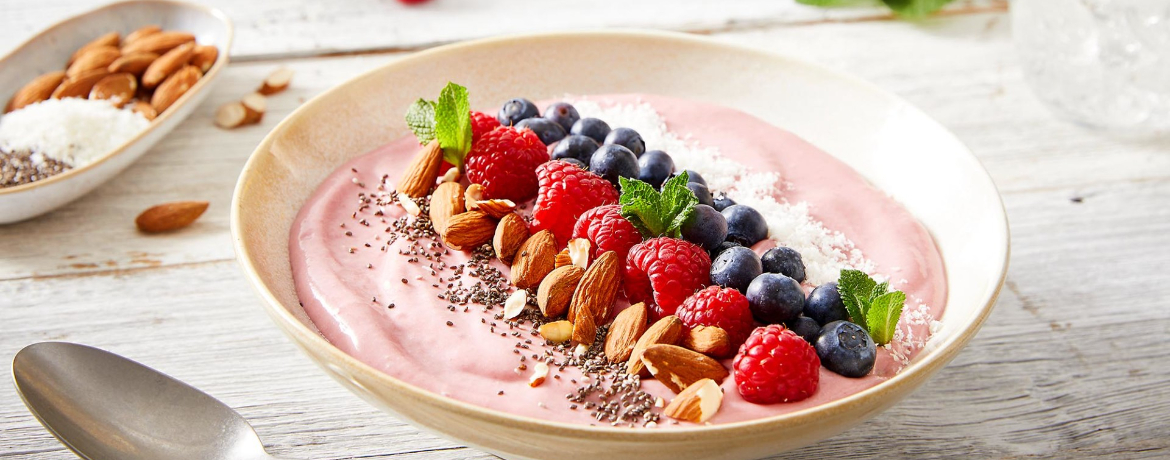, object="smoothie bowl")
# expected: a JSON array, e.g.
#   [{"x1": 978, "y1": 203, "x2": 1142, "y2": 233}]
[{"x1": 232, "y1": 31, "x2": 1008, "y2": 459}]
